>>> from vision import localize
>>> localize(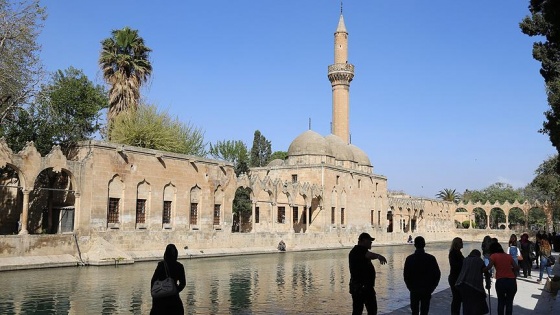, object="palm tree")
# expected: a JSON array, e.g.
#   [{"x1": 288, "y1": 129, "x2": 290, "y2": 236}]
[
  {"x1": 436, "y1": 188, "x2": 461, "y2": 203},
  {"x1": 99, "y1": 27, "x2": 152, "y2": 124}
]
